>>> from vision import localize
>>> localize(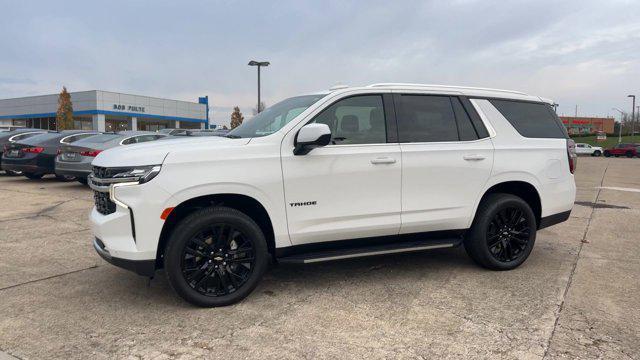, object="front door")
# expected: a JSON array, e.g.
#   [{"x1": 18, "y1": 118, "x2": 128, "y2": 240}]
[{"x1": 281, "y1": 94, "x2": 402, "y2": 245}]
